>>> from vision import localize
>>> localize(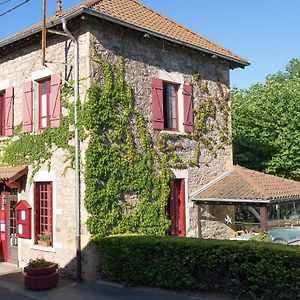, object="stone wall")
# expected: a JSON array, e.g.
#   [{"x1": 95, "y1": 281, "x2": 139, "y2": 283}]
[
  {"x1": 89, "y1": 16, "x2": 233, "y2": 238},
  {"x1": 0, "y1": 21, "x2": 91, "y2": 278},
  {"x1": 0, "y1": 13, "x2": 234, "y2": 280}
]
